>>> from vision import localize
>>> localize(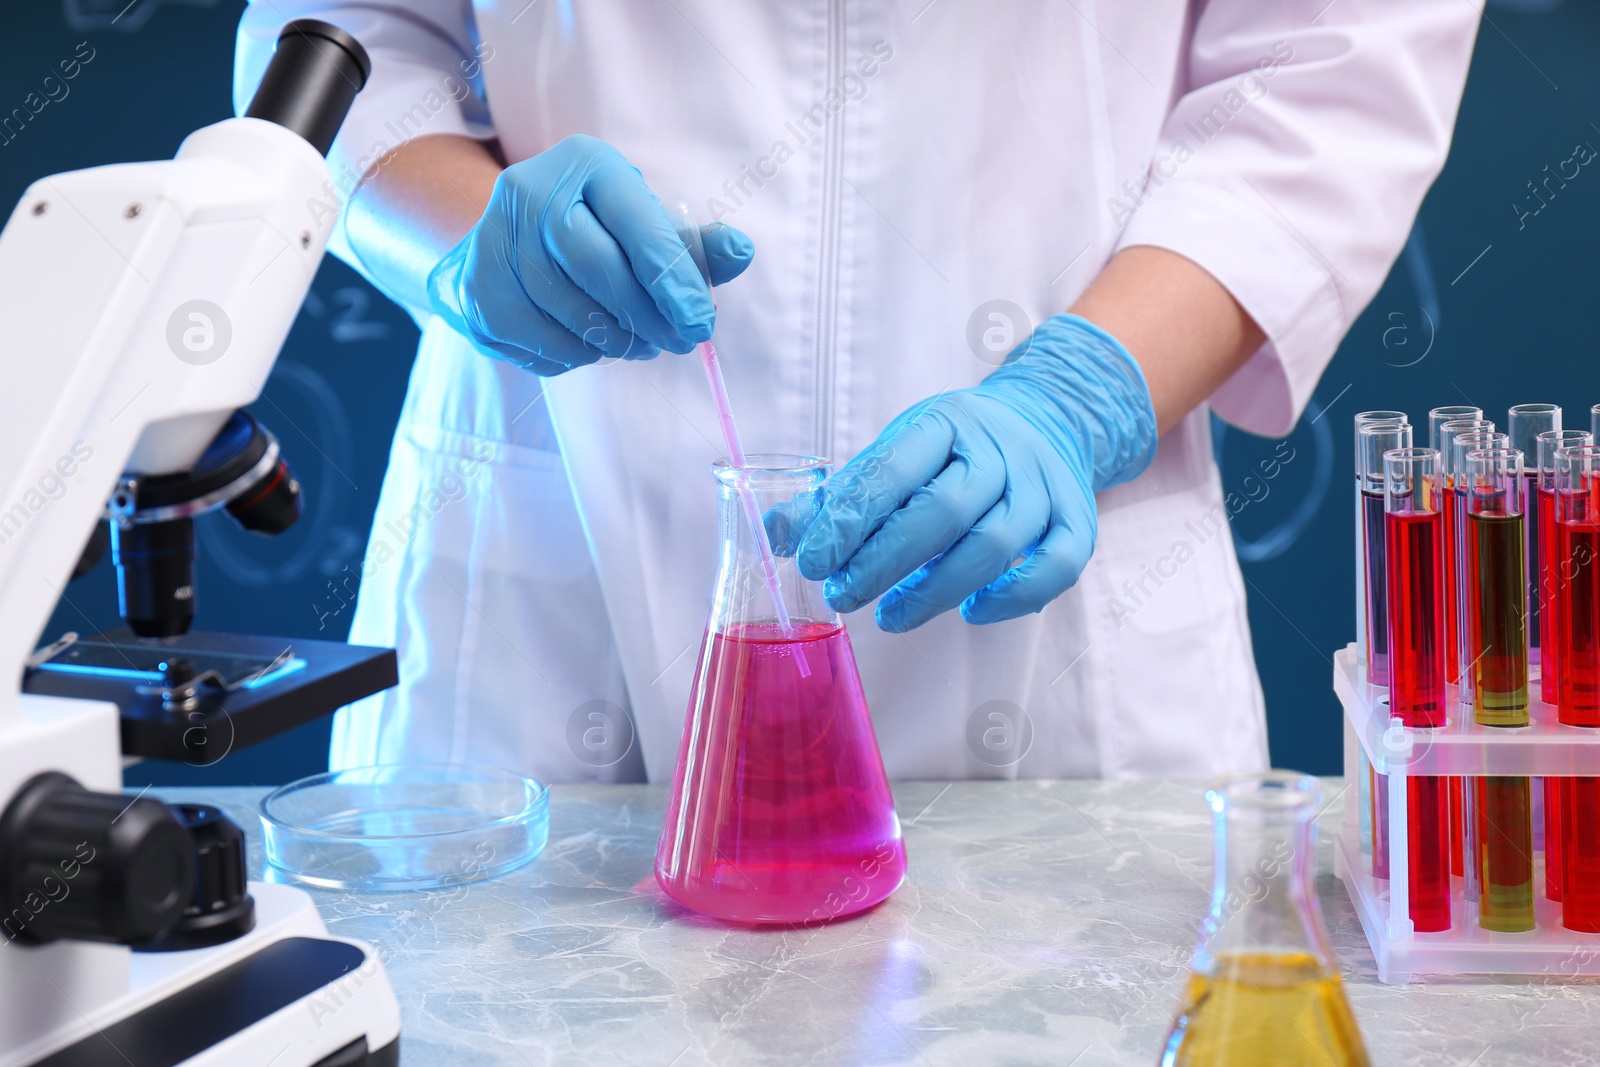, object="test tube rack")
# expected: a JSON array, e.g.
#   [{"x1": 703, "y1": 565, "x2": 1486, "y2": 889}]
[{"x1": 1334, "y1": 645, "x2": 1600, "y2": 983}]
